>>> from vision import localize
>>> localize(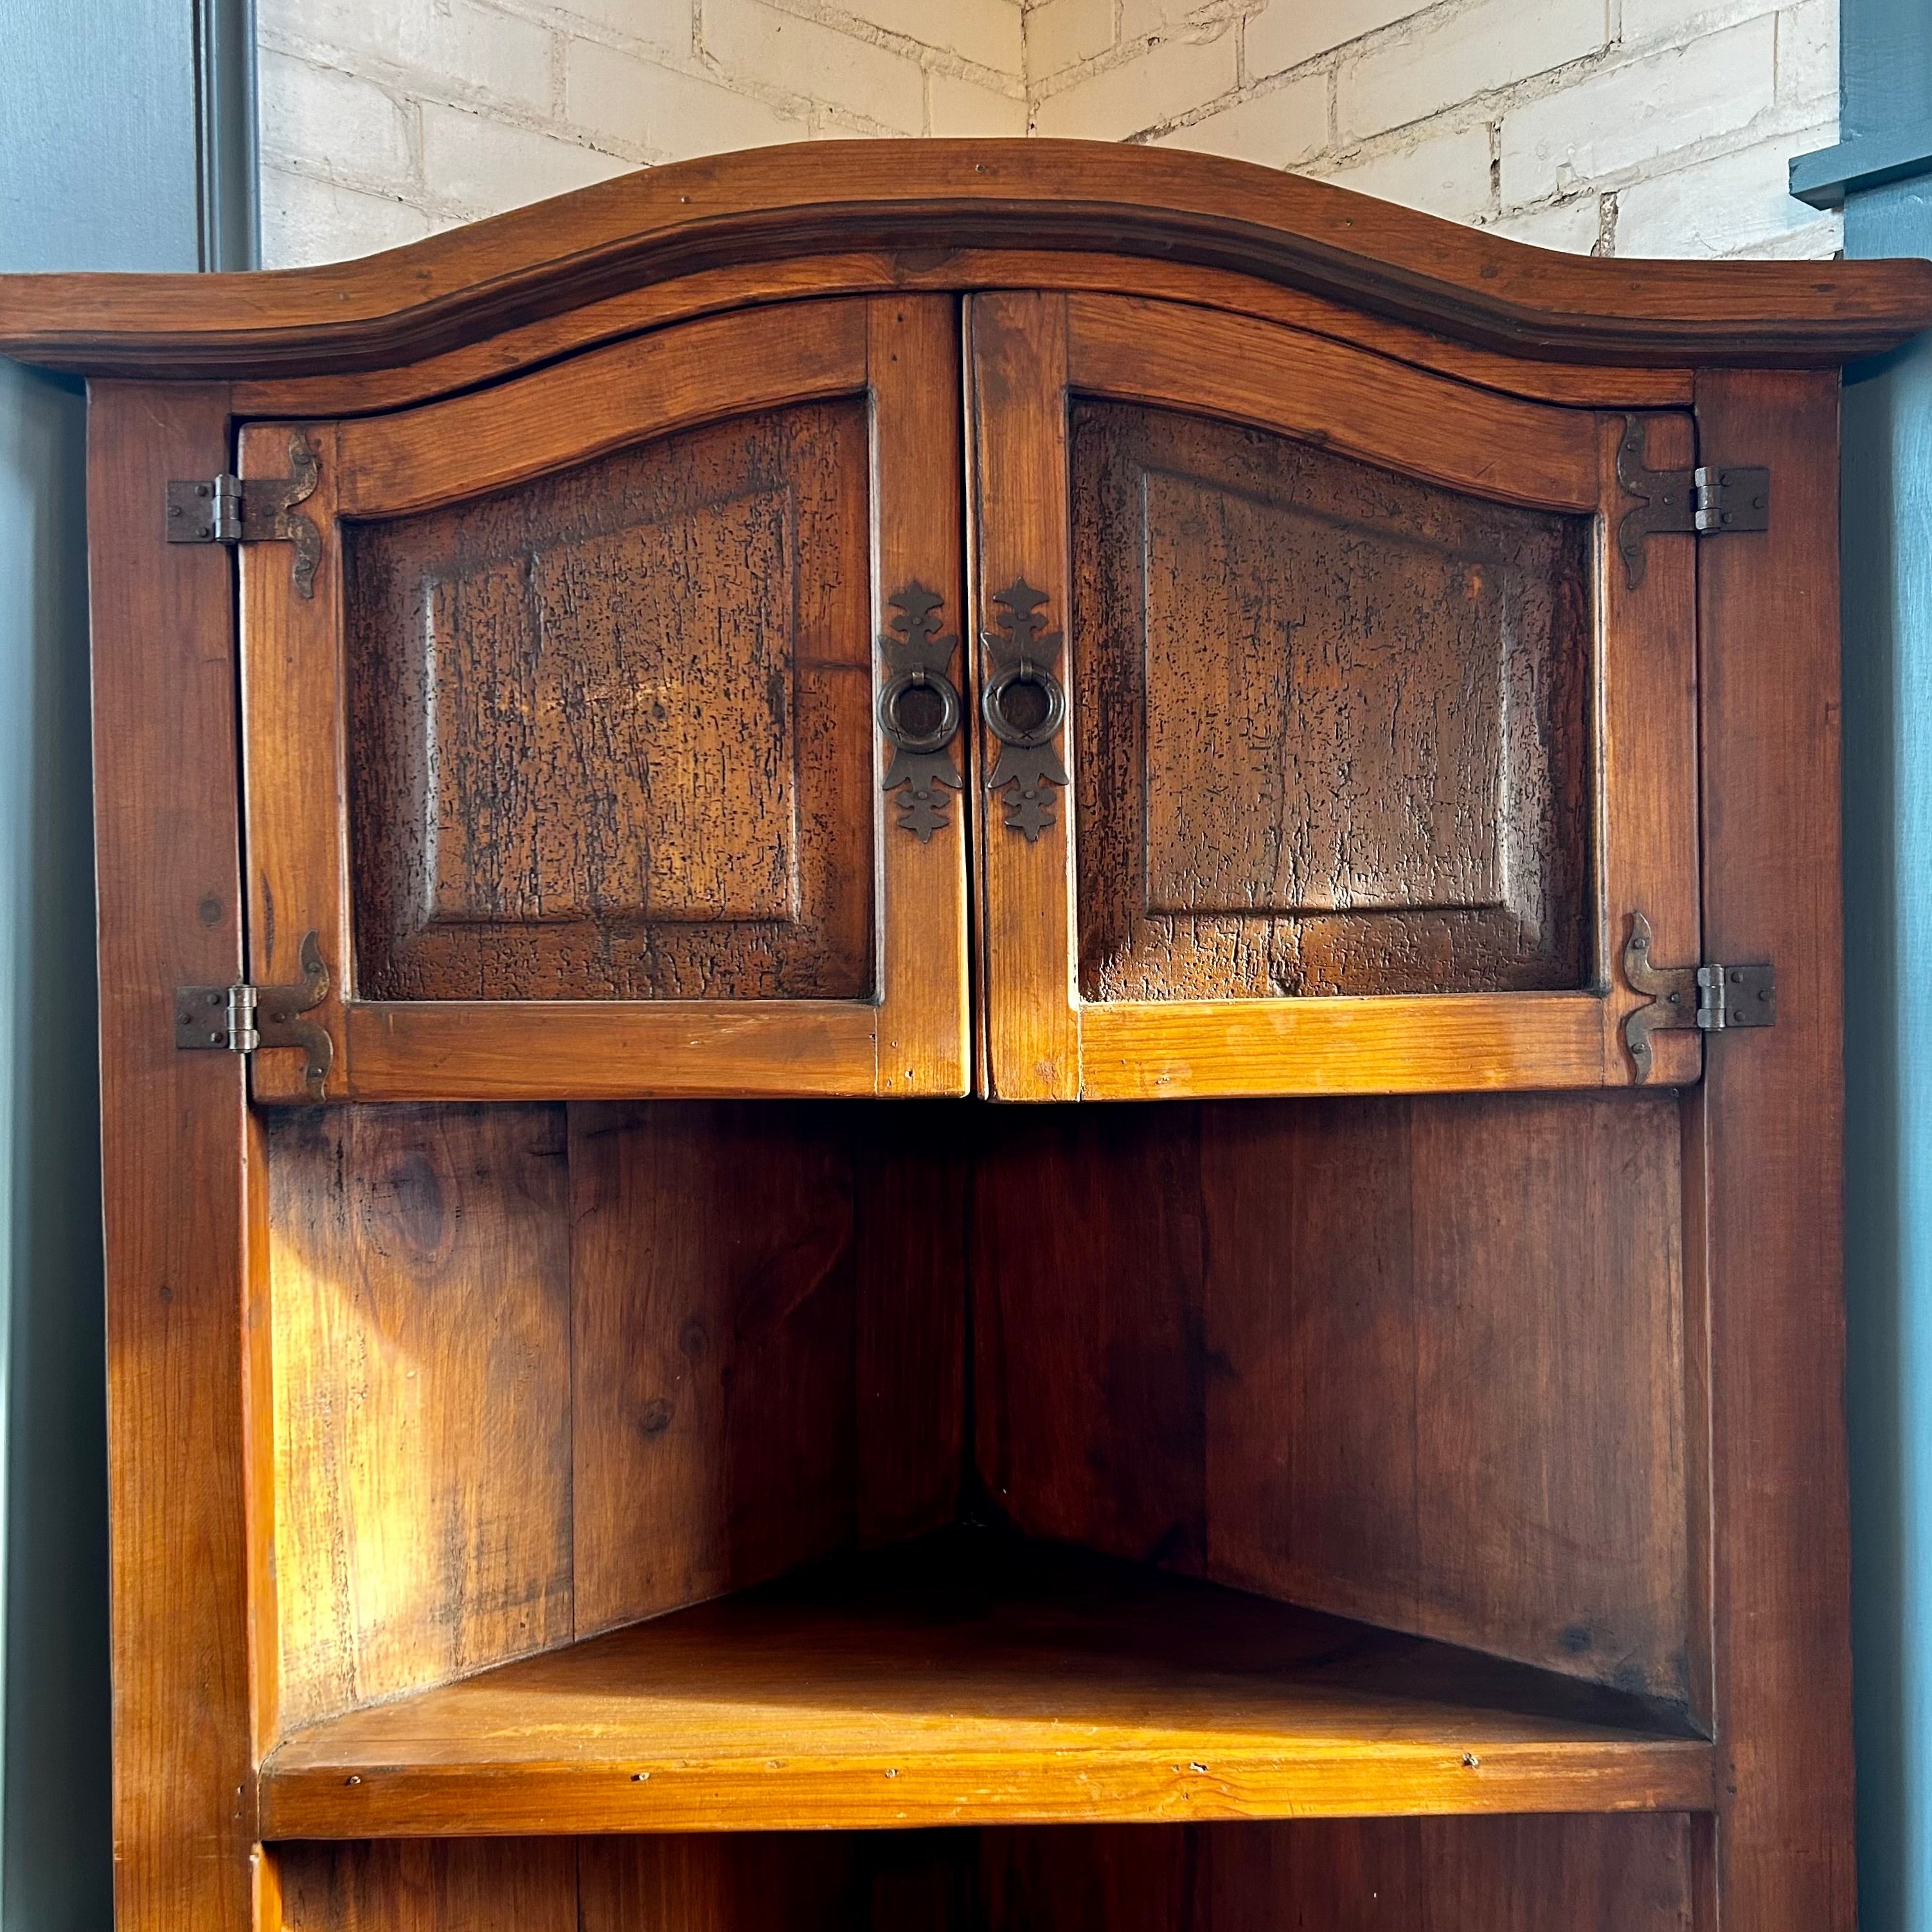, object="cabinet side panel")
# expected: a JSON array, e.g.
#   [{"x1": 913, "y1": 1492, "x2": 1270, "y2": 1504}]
[
  {"x1": 1694, "y1": 368, "x2": 1854, "y2": 1929},
  {"x1": 267, "y1": 1104, "x2": 574, "y2": 1731},
  {"x1": 973, "y1": 1093, "x2": 1695, "y2": 1704},
  {"x1": 87, "y1": 382, "x2": 256, "y2": 1932}
]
